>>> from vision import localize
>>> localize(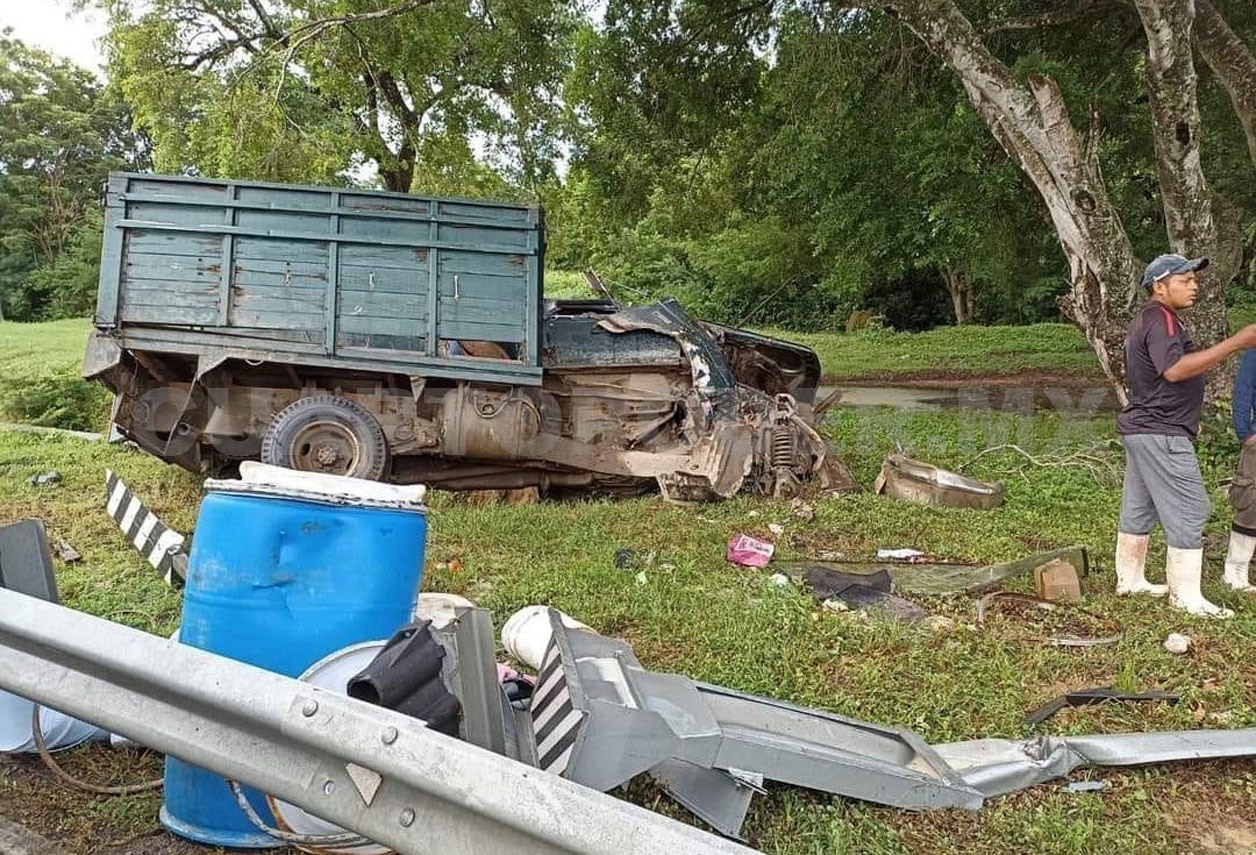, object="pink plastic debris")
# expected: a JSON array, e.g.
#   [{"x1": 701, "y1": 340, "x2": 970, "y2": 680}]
[
  {"x1": 498, "y1": 663, "x2": 534, "y2": 685},
  {"x1": 726, "y1": 533, "x2": 775, "y2": 567}
]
